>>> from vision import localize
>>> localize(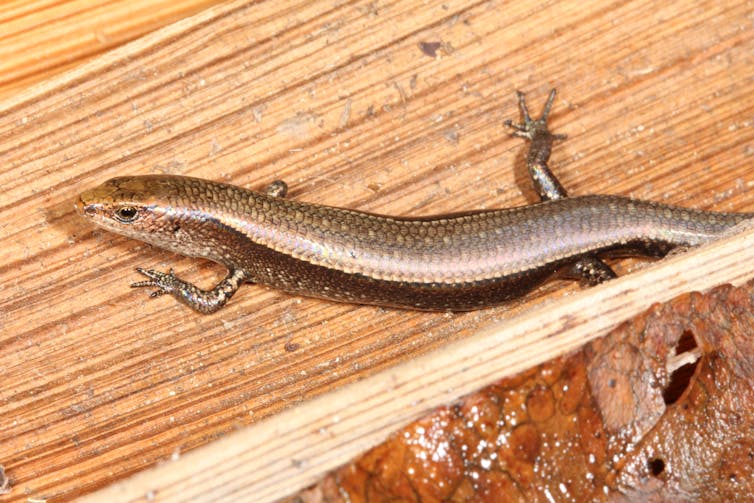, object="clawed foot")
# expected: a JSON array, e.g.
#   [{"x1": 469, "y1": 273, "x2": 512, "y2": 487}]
[
  {"x1": 131, "y1": 267, "x2": 181, "y2": 297},
  {"x1": 504, "y1": 89, "x2": 567, "y2": 141},
  {"x1": 130, "y1": 267, "x2": 246, "y2": 314}
]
